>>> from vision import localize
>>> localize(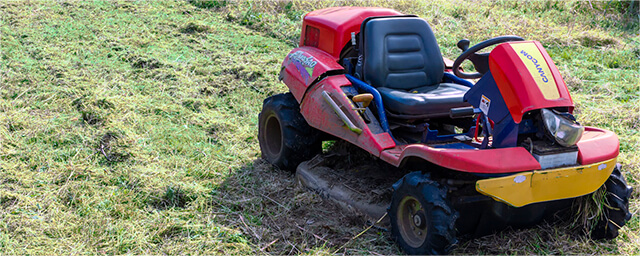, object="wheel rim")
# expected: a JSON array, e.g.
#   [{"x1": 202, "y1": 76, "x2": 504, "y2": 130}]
[
  {"x1": 397, "y1": 195, "x2": 428, "y2": 248},
  {"x1": 264, "y1": 114, "x2": 283, "y2": 158}
]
